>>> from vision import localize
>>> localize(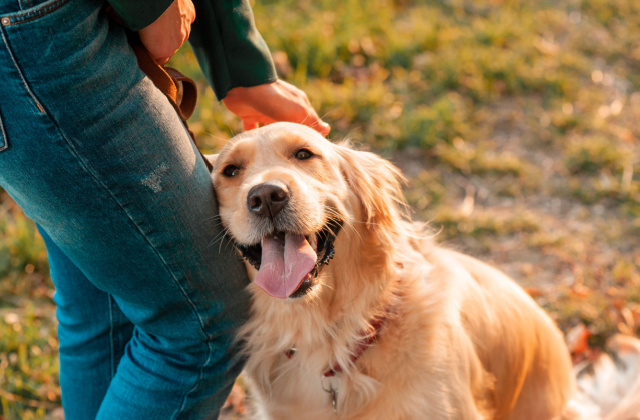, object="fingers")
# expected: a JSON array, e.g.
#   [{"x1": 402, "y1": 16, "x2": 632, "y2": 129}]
[
  {"x1": 313, "y1": 120, "x2": 331, "y2": 136},
  {"x1": 242, "y1": 110, "x2": 329, "y2": 135},
  {"x1": 223, "y1": 81, "x2": 331, "y2": 135},
  {"x1": 154, "y1": 56, "x2": 171, "y2": 66},
  {"x1": 242, "y1": 114, "x2": 279, "y2": 132},
  {"x1": 247, "y1": 81, "x2": 331, "y2": 135},
  {"x1": 243, "y1": 120, "x2": 259, "y2": 131},
  {"x1": 291, "y1": 107, "x2": 331, "y2": 135},
  {"x1": 292, "y1": 107, "x2": 330, "y2": 136},
  {"x1": 138, "y1": 0, "x2": 195, "y2": 65}
]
